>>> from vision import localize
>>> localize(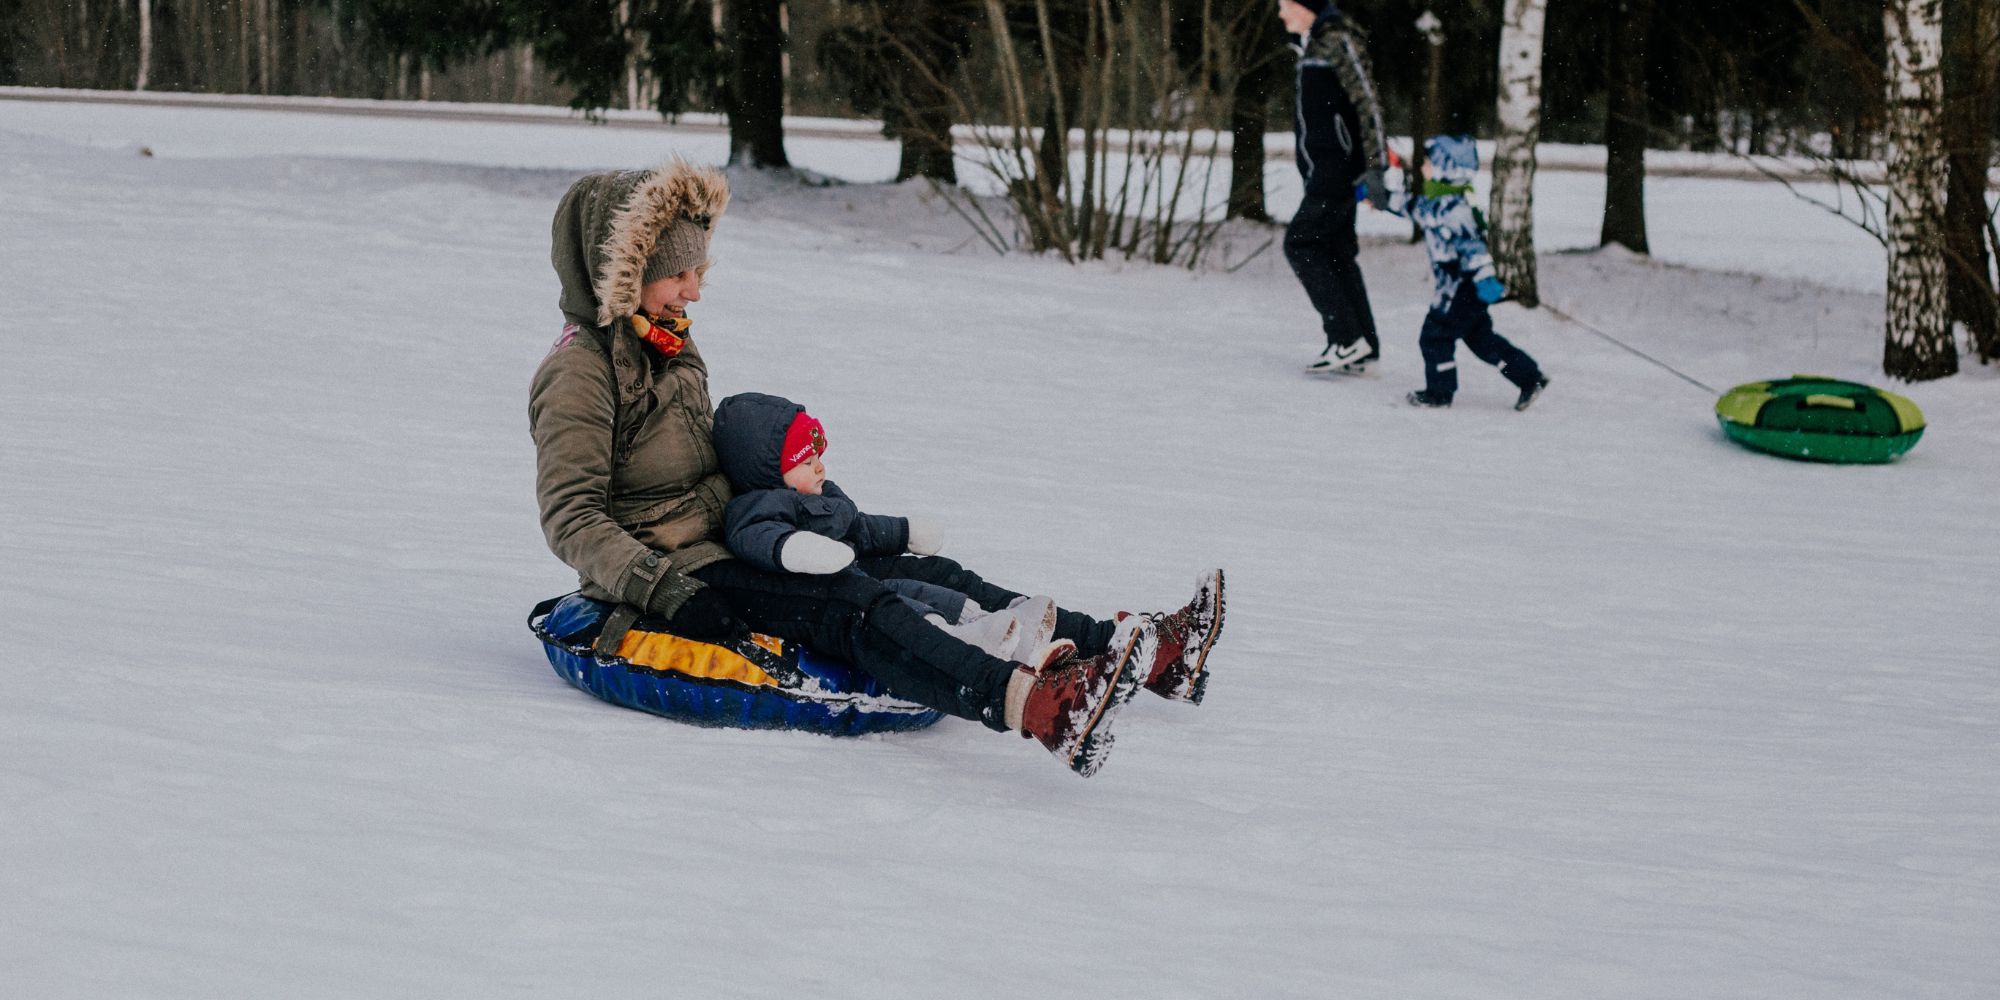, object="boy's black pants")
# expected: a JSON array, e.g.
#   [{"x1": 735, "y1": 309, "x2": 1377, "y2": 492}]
[
  {"x1": 855, "y1": 554, "x2": 1113, "y2": 657},
  {"x1": 1284, "y1": 189, "x2": 1379, "y2": 354}
]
